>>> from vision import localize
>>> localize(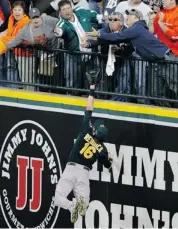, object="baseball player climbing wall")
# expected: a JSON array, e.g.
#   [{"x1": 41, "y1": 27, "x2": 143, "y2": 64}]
[{"x1": 0, "y1": 89, "x2": 178, "y2": 228}]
